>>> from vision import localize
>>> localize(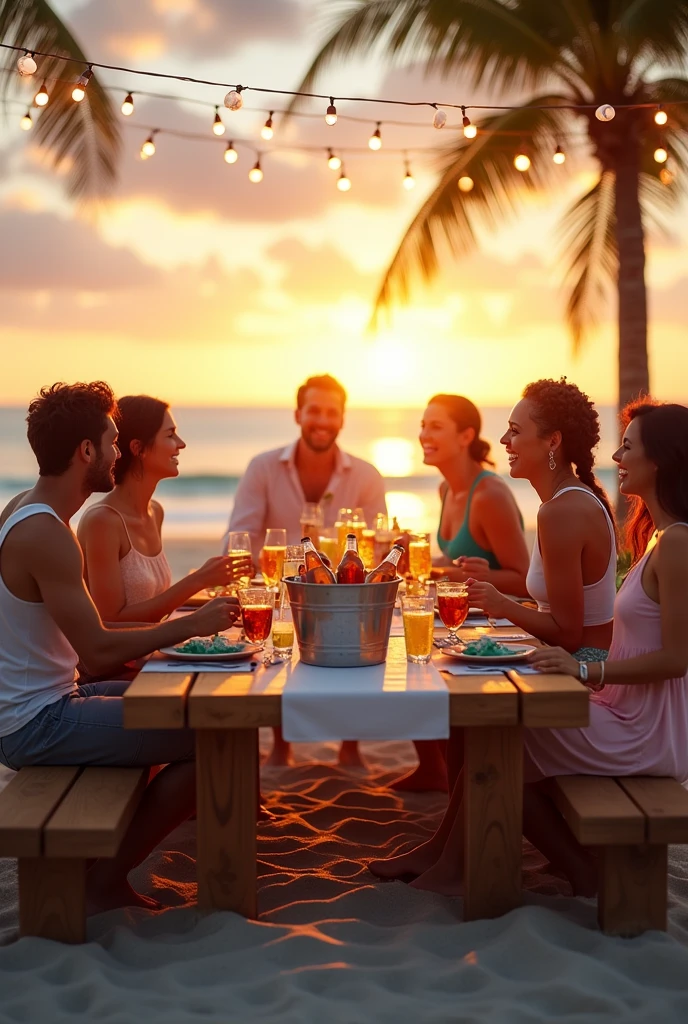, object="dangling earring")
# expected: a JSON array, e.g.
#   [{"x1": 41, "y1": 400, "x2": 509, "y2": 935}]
[{"x1": 548, "y1": 450, "x2": 557, "y2": 471}]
